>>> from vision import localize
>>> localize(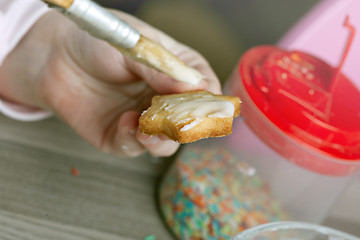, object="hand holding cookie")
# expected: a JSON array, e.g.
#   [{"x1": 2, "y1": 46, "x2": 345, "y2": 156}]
[{"x1": 0, "y1": 9, "x2": 223, "y2": 157}]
